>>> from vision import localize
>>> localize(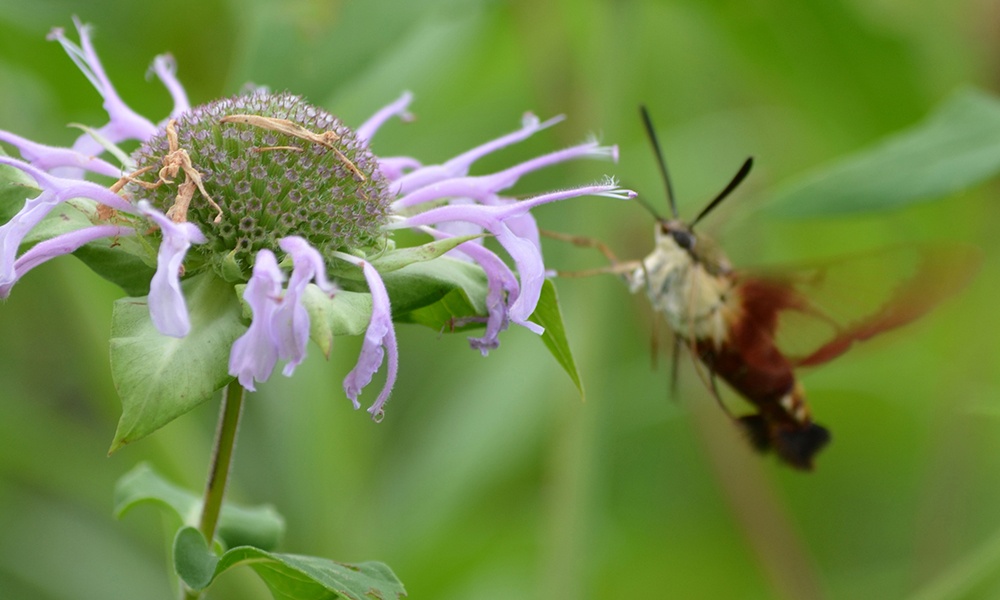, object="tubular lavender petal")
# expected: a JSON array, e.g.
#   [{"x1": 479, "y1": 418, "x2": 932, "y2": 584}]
[
  {"x1": 149, "y1": 54, "x2": 191, "y2": 120},
  {"x1": 333, "y1": 251, "x2": 398, "y2": 416},
  {"x1": 49, "y1": 19, "x2": 157, "y2": 156},
  {"x1": 138, "y1": 202, "x2": 206, "y2": 338},
  {"x1": 1, "y1": 224, "x2": 134, "y2": 298},
  {"x1": 229, "y1": 249, "x2": 284, "y2": 391},
  {"x1": 390, "y1": 113, "x2": 565, "y2": 196},
  {"x1": 274, "y1": 237, "x2": 339, "y2": 376},
  {"x1": 0, "y1": 131, "x2": 121, "y2": 177},
  {"x1": 356, "y1": 91, "x2": 413, "y2": 145},
  {"x1": 392, "y1": 141, "x2": 617, "y2": 210}
]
